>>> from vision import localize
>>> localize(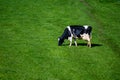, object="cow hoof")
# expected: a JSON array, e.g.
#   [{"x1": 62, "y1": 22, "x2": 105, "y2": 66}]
[{"x1": 87, "y1": 44, "x2": 91, "y2": 48}]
